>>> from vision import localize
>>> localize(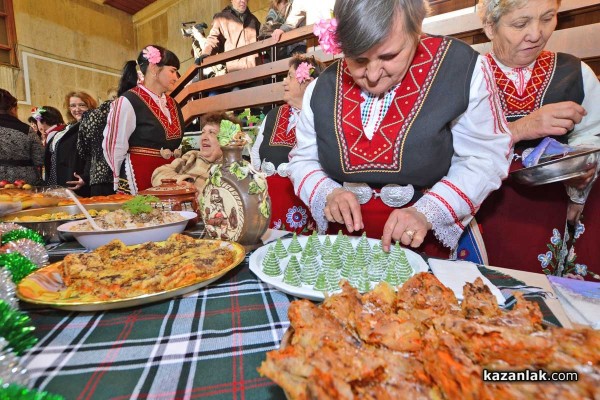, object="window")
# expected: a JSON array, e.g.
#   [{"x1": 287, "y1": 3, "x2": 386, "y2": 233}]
[{"x1": 0, "y1": 0, "x2": 16, "y2": 66}]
